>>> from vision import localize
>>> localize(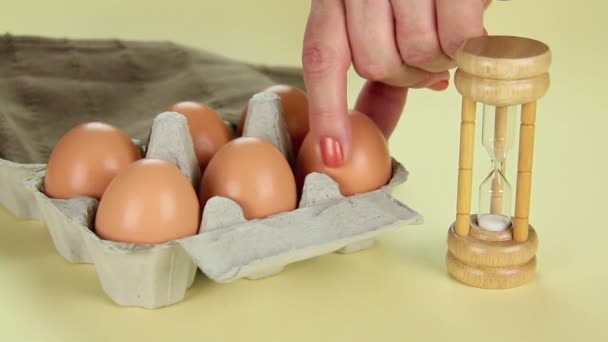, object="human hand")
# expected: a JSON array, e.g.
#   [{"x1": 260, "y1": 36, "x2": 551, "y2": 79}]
[{"x1": 302, "y1": 0, "x2": 490, "y2": 167}]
